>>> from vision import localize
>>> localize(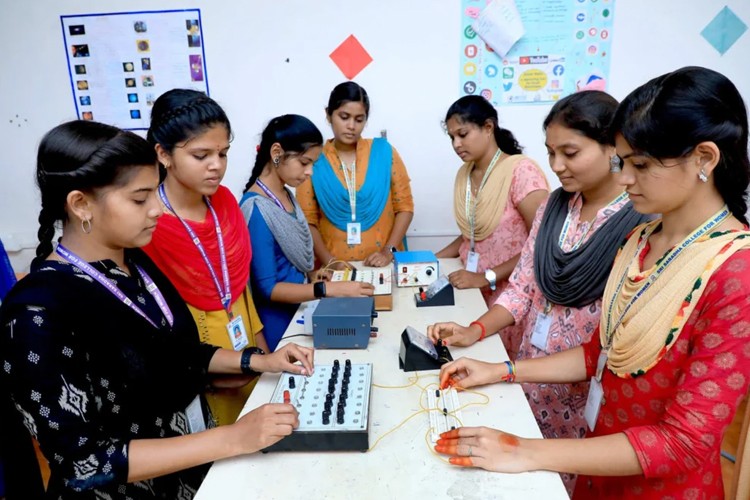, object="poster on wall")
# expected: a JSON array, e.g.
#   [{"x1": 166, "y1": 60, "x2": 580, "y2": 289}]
[
  {"x1": 459, "y1": 0, "x2": 614, "y2": 106},
  {"x1": 61, "y1": 9, "x2": 209, "y2": 130}
]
